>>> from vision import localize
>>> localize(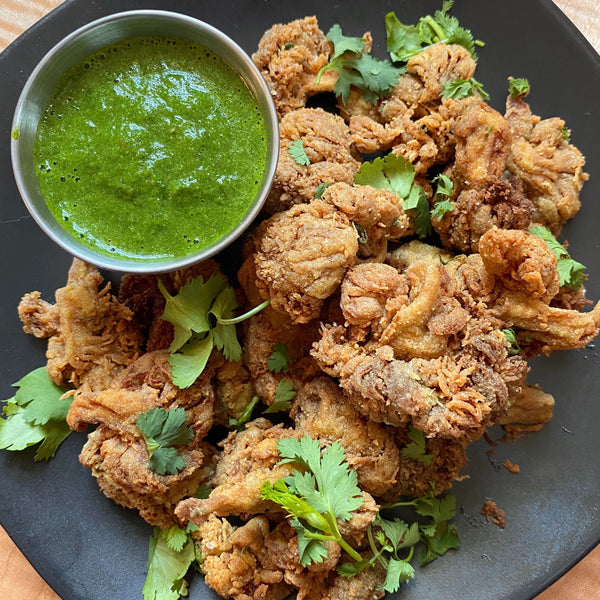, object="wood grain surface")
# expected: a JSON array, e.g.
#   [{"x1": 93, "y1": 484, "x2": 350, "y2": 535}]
[{"x1": 0, "y1": 1, "x2": 599, "y2": 599}]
